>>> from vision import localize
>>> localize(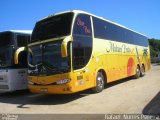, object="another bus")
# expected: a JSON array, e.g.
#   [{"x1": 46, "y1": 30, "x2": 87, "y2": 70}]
[
  {"x1": 0, "y1": 30, "x2": 31, "y2": 92},
  {"x1": 27, "y1": 10, "x2": 150, "y2": 94}
]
